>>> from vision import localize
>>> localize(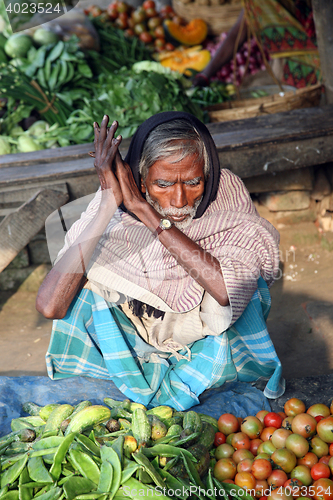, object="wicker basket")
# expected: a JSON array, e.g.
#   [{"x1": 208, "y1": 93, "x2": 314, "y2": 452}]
[
  {"x1": 206, "y1": 83, "x2": 322, "y2": 122},
  {"x1": 172, "y1": 0, "x2": 242, "y2": 36}
]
